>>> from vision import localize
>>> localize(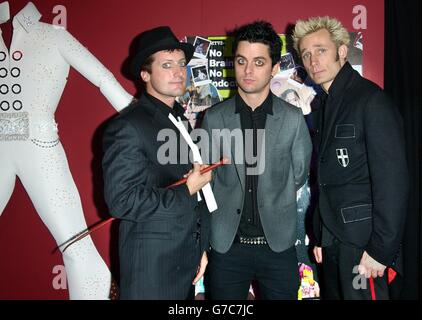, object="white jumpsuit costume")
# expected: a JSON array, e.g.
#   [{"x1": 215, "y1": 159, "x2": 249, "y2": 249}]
[{"x1": 0, "y1": 2, "x2": 132, "y2": 299}]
